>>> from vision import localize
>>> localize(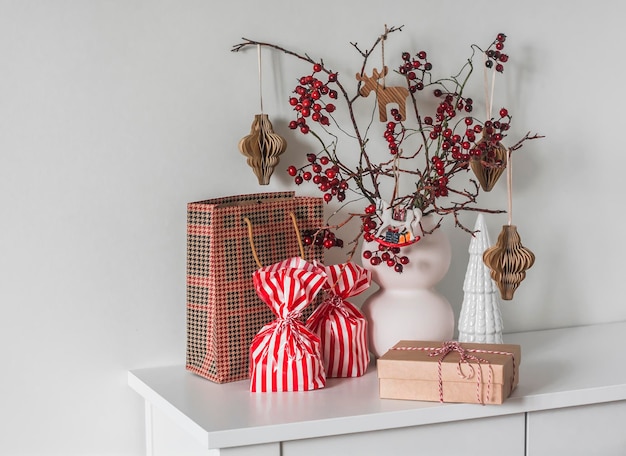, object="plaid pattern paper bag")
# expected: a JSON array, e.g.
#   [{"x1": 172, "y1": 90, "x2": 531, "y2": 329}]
[
  {"x1": 306, "y1": 262, "x2": 371, "y2": 377},
  {"x1": 186, "y1": 191, "x2": 324, "y2": 383}
]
